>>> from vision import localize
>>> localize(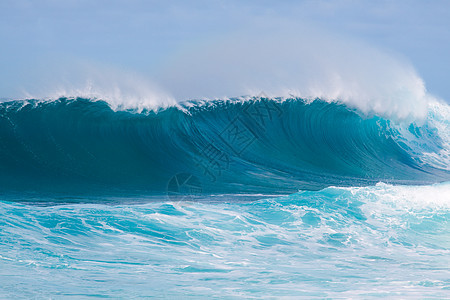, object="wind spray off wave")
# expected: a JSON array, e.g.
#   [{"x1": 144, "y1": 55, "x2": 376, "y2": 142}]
[{"x1": 160, "y1": 25, "x2": 431, "y2": 121}]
